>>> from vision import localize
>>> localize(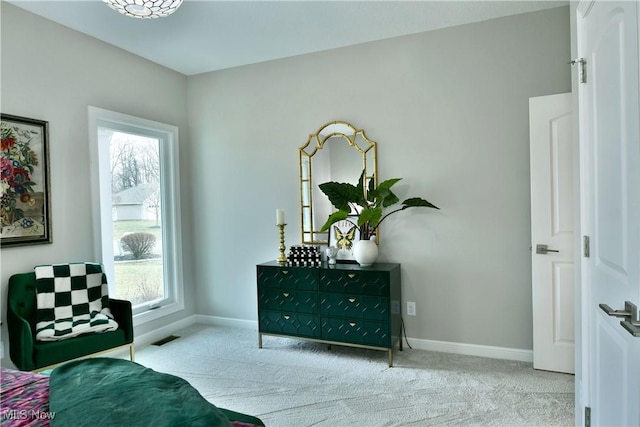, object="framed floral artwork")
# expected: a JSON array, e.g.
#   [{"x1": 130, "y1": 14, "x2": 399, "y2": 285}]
[
  {"x1": 328, "y1": 218, "x2": 360, "y2": 263},
  {"x1": 1, "y1": 114, "x2": 52, "y2": 247}
]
